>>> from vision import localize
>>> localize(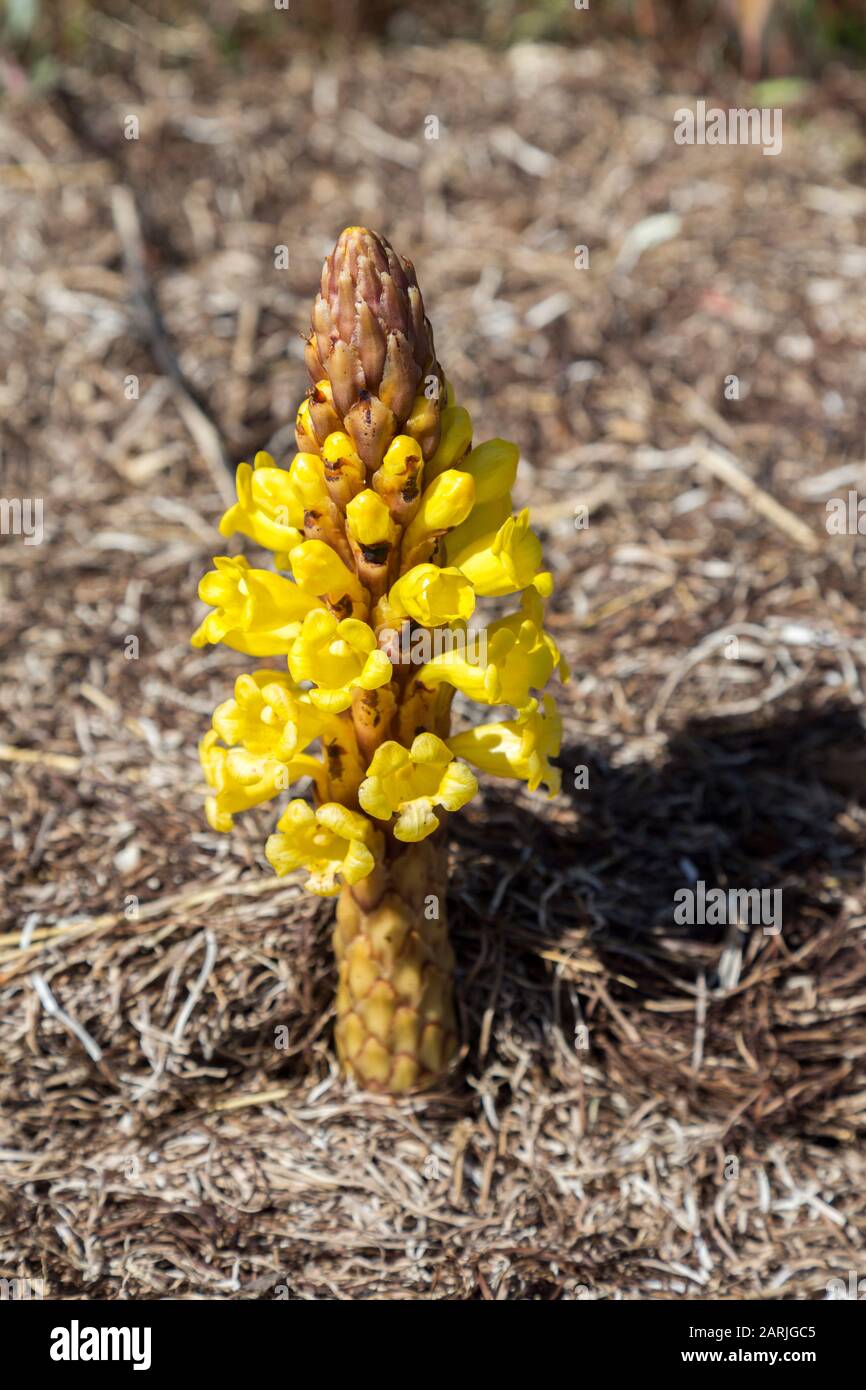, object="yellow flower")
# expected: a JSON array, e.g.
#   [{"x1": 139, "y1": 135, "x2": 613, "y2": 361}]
[
  {"x1": 371, "y1": 435, "x2": 425, "y2": 518},
  {"x1": 191, "y1": 556, "x2": 319, "y2": 655},
  {"x1": 457, "y1": 439, "x2": 518, "y2": 505},
  {"x1": 417, "y1": 588, "x2": 567, "y2": 713},
  {"x1": 404, "y1": 391, "x2": 440, "y2": 450},
  {"x1": 322, "y1": 431, "x2": 363, "y2": 471},
  {"x1": 211, "y1": 669, "x2": 335, "y2": 761},
  {"x1": 377, "y1": 434, "x2": 423, "y2": 485},
  {"x1": 453, "y1": 508, "x2": 553, "y2": 598},
  {"x1": 448, "y1": 694, "x2": 562, "y2": 796},
  {"x1": 288, "y1": 539, "x2": 367, "y2": 605},
  {"x1": 219, "y1": 452, "x2": 305, "y2": 553},
  {"x1": 287, "y1": 451, "x2": 330, "y2": 511},
  {"x1": 388, "y1": 563, "x2": 475, "y2": 627},
  {"x1": 295, "y1": 395, "x2": 317, "y2": 451},
  {"x1": 402, "y1": 469, "x2": 475, "y2": 552},
  {"x1": 425, "y1": 406, "x2": 473, "y2": 479},
  {"x1": 443, "y1": 494, "x2": 512, "y2": 563},
  {"x1": 346, "y1": 489, "x2": 399, "y2": 547},
  {"x1": 266, "y1": 799, "x2": 378, "y2": 895},
  {"x1": 296, "y1": 380, "x2": 340, "y2": 455},
  {"x1": 288, "y1": 609, "x2": 392, "y2": 712},
  {"x1": 200, "y1": 729, "x2": 324, "y2": 832},
  {"x1": 321, "y1": 431, "x2": 365, "y2": 503},
  {"x1": 358, "y1": 734, "x2": 478, "y2": 841}
]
